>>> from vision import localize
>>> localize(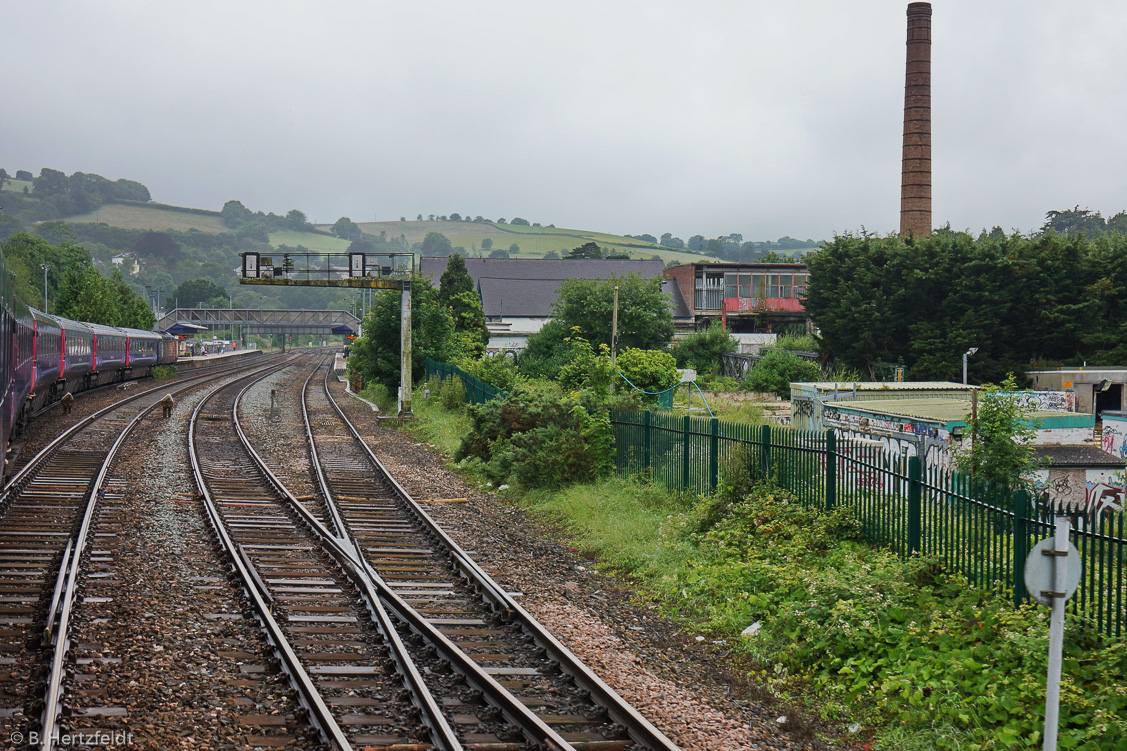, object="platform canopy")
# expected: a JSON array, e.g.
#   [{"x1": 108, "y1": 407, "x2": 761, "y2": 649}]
[{"x1": 156, "y1": 308, "x2": 360, "y2": 336}]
